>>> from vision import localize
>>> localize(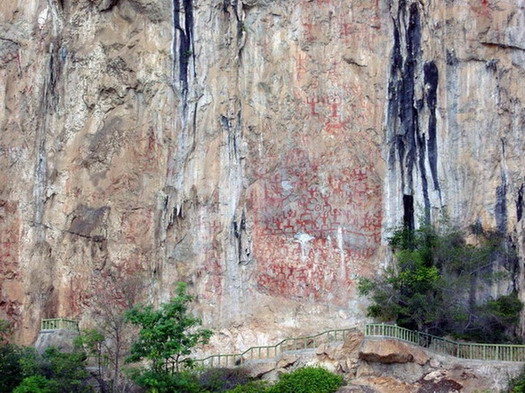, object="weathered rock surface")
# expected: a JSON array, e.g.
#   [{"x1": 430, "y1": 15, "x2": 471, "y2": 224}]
[
  {"x1": 359, "y1": 339, "x2": 429, "y2": 365},
  {"x1": 34, "y1": 328, "x2": 79, "y2": 353},
  {"x1": 0, "y1": 0, "x2": 524, "y2": 353},
  {"x1": 350, "y1": 376, "x2": 418, "y2": 393}
]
